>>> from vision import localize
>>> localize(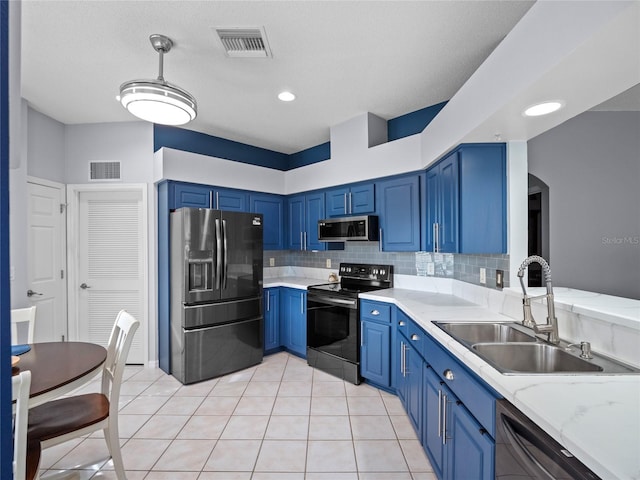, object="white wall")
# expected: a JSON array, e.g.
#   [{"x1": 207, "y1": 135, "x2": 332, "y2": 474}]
[
  {"x1": 27, "y1": 107, "x2": 65, "y2": 182},
  {"x1": 527, "y1": 111, "x2": 640, "y2": 299}
]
